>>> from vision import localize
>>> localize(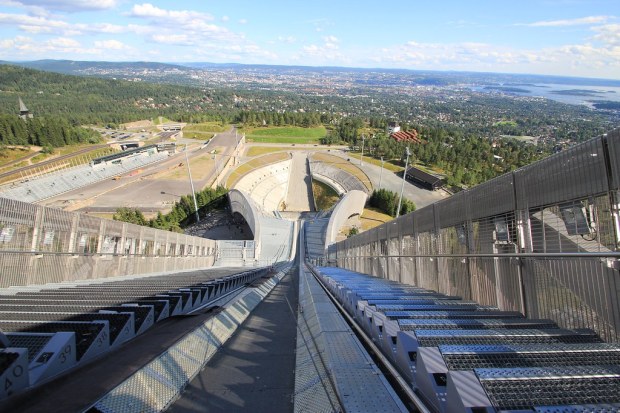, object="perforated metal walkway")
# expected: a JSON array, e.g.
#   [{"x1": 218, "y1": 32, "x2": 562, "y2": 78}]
[{"x1": 167, "y1": 267, "x2": 299, "y2": 413}]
